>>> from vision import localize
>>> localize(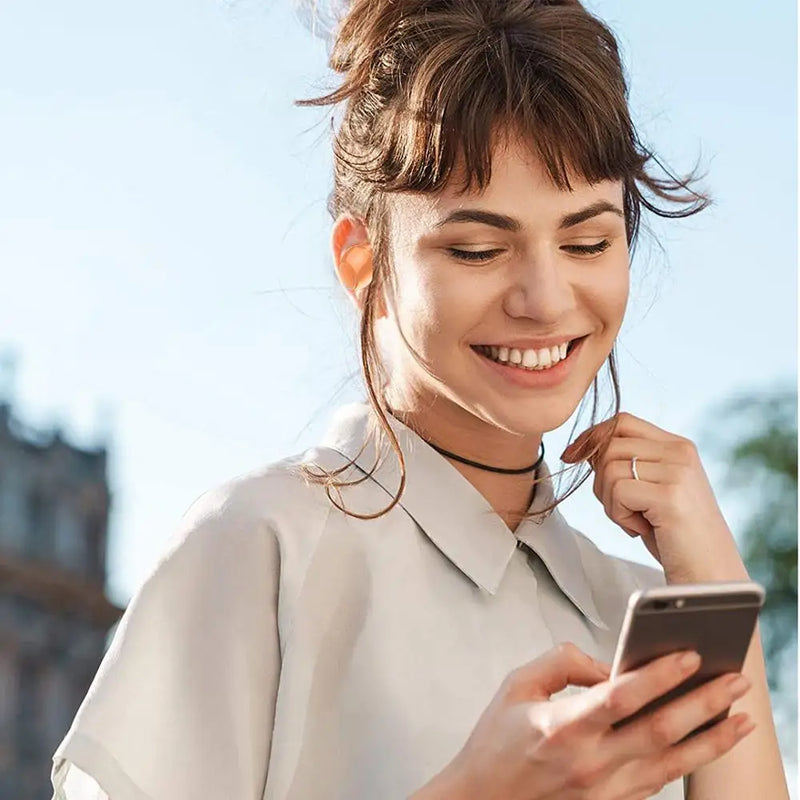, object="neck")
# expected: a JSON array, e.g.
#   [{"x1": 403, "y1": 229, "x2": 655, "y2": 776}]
[{"x1": 385, "y1": 394, "x2": 543, "y2": 534}]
